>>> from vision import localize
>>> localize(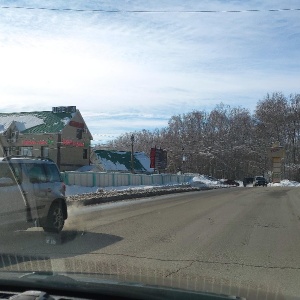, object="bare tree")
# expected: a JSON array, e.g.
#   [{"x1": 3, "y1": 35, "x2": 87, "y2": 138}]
[{"x1": 104, "y1": 93, "x2": 300, "y2": 180}]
